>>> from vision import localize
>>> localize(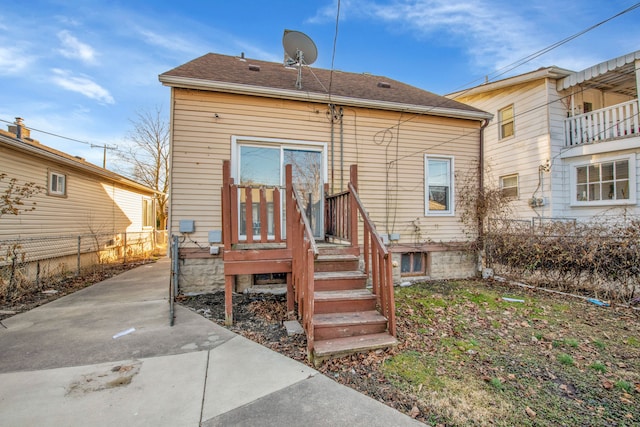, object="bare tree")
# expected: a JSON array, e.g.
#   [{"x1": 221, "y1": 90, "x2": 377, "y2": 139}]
[
  {"x1": 117, "y1": 107, "x2": 169, "y2": 229},
  {"x1": 0, "y1": 173, "x2": 43, "y2": 219}
]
